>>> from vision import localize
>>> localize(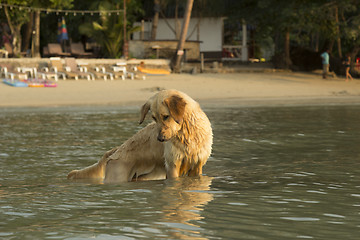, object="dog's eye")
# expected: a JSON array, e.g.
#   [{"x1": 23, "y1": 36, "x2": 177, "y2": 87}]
[
  {"x1": 152, "y1": 116, "x2": 157, "y2": 122},
  {"x1": 163, "y1": 115, "x2": 169, "y2": 121}
]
